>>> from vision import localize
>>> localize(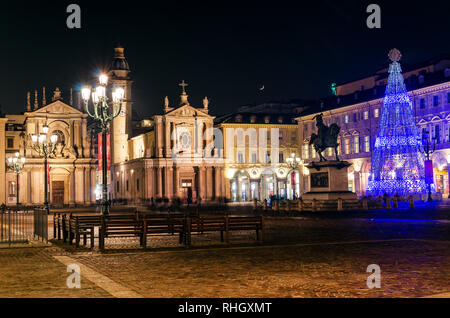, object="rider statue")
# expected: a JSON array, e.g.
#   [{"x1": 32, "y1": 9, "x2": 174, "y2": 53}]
[{"x1": 309, "y1": 113, "x2": 341, "y2": 162}]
